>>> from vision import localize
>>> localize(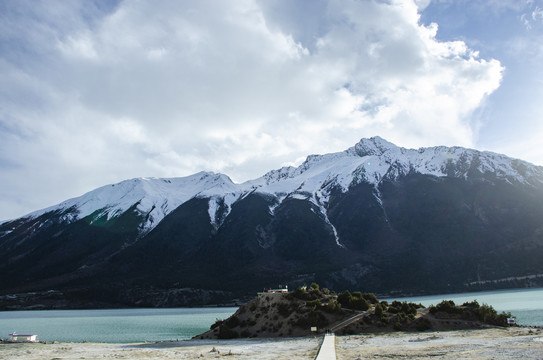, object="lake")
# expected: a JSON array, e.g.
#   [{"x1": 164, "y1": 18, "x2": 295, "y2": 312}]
[
  {"x1": 1, "y1": 287, "x2": 541, "y2": 343},
  {"x1": 385, "y1": 287, "x2": 543, "y2": 327},
  {"x1": 0, "y1": 307, "x2": 237, "y2": 343}
]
